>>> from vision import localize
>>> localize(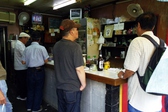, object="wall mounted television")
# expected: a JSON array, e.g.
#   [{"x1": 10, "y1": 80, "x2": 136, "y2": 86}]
[
  {"x1": 32, "y1": 14, "x2": 42, "y2": 24},
  {"x1": 70, "y1": 8, "x2": 82, "y2": 20}
]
